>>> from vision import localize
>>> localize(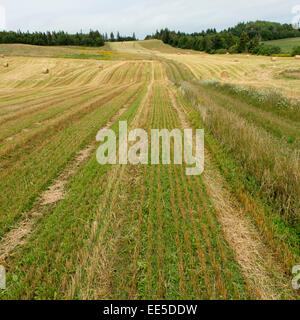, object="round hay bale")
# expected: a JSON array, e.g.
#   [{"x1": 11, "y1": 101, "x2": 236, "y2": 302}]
[
  {"x1": 0, "y1": 54, "x2": 4, "y2": 58},
  {"x1": 246, "y1": 54, "x2": 250, "y2": 57},
  {"x1": 295, "y1": 55, "x2": 300, "y2": 59},
  {"x1": 271, "y1": 57, "x2": 277, "y2": 62},
  {"x1": 221, "y1": 71, "x2": 230, "y2": 78},
  {"x1": 42, "y1": 68, "x2": 49, "y2": 74},
  {"x1": 234, "y1": 59, "x2": 239, "y2": 62},
  {"x1": 226, "y1": 52, "x2": 230, "y2": 55},
  {"x1": 3, "y1": 62, "x2": 8, "y2": 67}
]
